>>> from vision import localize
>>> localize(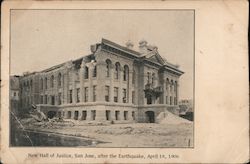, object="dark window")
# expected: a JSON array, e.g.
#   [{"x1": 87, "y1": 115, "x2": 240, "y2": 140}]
[
  {"x1": 93, "y1": 86, "x2": 96, "y2": 102},
  {"x1": 44, "y1": 95, "x2": 47, "y2": 104},
  {"x1": 122, "y1": 89, "x2": 127, "y2": 103},
  {"x1": 58, "y1": 73, "x2": 62, "y2": 87},
  {"x1": 40, "y1": 95, "x2": 43, "y2": 104},
  {"x1": 93, "y1": 66, "x2": 97, "y2": 77},
  {"x1": 58, "y1": 93, "x2": 62, "y2": 105},
  {"x1": 106, "y1": 110, "x2": 111, "y2": 120},
  {"x1": 69, "y1": 90, "x2": 73, "y2": 103},
  {"x1": 51, "y1": 95, "x2": 55, "y2": 105},
  {"x1": 147, "y1": 72, "x2": 150, "y2": 84},
  {"x1": 84, "y1": 66, "x2": 89, "y2": 79},
  {"x1": 115, "y1": 62, "x2": 120, "y2": 79},
  {"x1": 132, "y1": 111, "x2": 135, "y2": 120},
  {"x1": 76, "y1": 88, "x2": 80, "y2": 103},
  {"x1": 91, "y1": 110, "x2": 96, "y2": 120},
  {"x1": 115, "y1": 111, "x2": 120, "y2": 120},
  {"x1": 114, "y1": 87, "x2": 118, "y2": 102},
  {"x1": 123, "y1": 65, "x2": 129, "y2": 81},
  {"x1": 105, "y1": 86, "x2": 110, "y2": 102},
  {"x1": 82, "y1": 111, "x2": 87, "y2": 120},
  {"x1": 106, "y1": 59, "x2": 111, "y2": 77},
  {"x1": 84, "y1": 87, "x2": 88, "y2": 102},
  {"x1": 124, "y1": 111, "x2": 128, "y2": 120}
]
